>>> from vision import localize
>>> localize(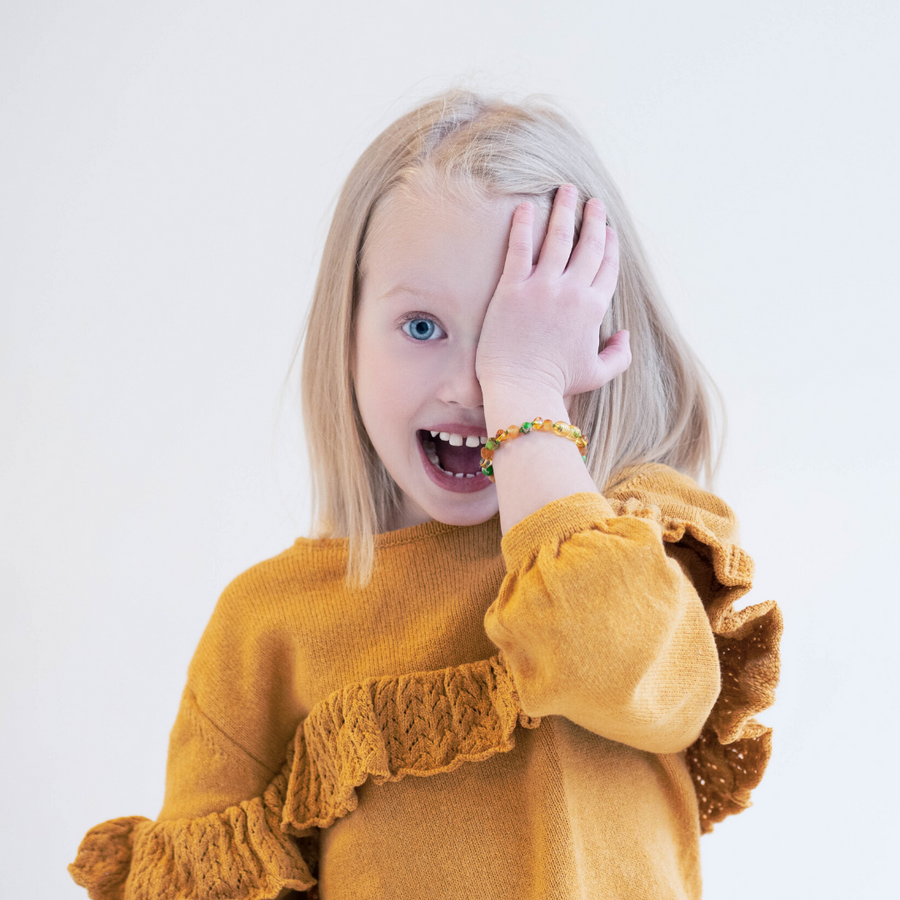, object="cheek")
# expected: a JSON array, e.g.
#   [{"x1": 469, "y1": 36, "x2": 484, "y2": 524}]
[{"x1": 354, "y1": 335, "x2": 419, "y2": 420}]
